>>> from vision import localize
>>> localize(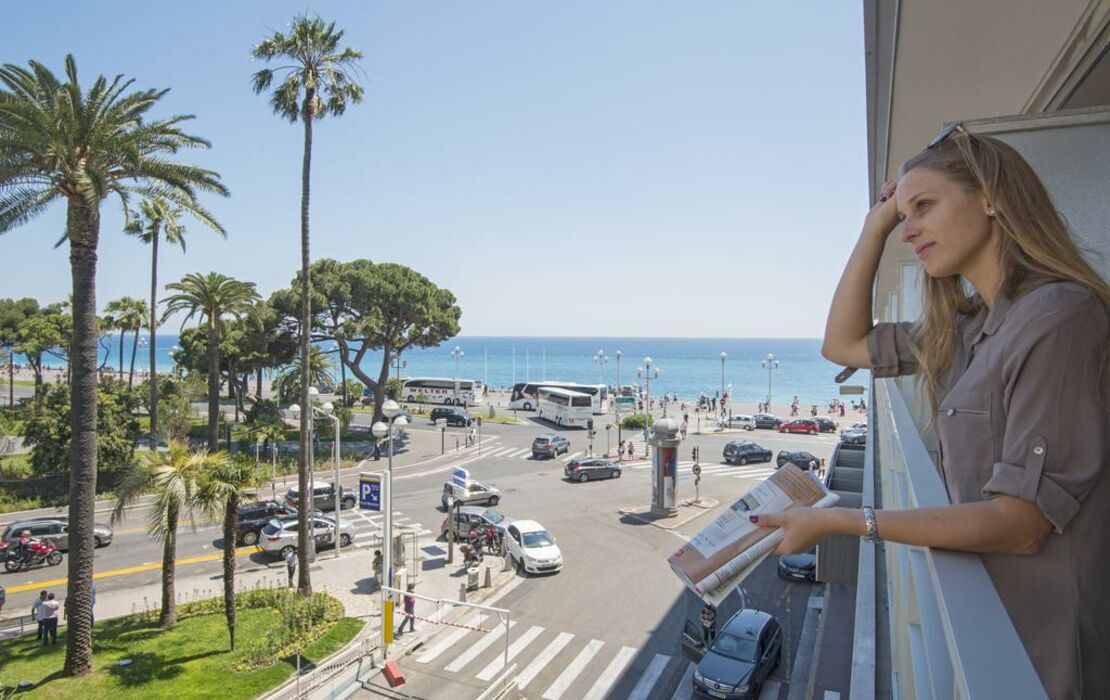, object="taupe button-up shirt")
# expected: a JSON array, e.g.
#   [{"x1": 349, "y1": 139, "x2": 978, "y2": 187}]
[{"x1": 867, "y1": 281, "x2": 1110, "y2": 700}]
